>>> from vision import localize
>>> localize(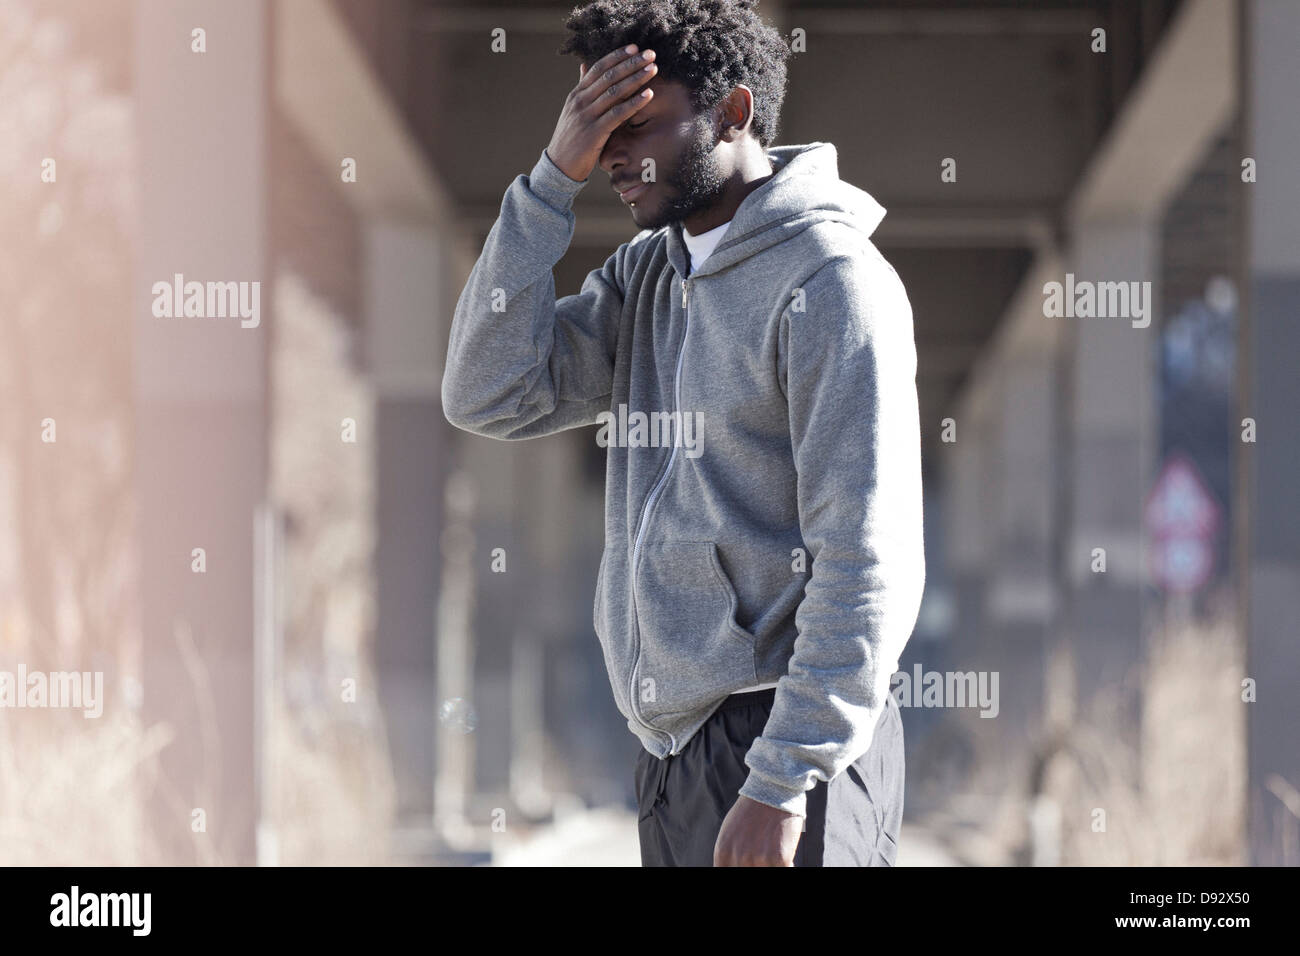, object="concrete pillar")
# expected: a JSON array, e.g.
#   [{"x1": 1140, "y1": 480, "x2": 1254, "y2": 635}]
[
  {"x1": 945, "y1": 379, "x2": 999, "y2": 669},
  {"x1": 984, "y1": 350, "x2": 1056, "y2": 738},
  {"x1": 466, "y1": 437, "x2": 515, "y2": 815},
  {"x1": 133, "y1": 0, "x2": 267, "y2": 864},
  {"x1": 364, "y1": 220, "x2": 449, "y2": 825},
  {"x1": 944, "y1": 248, "x2": 1064, "y2": 780},
  {"x1": 1241, "y1": 0, "x2": 1300, "y2": 867},
  {"x1": 1061, "y1": 218, "x2": 1159, "y2": 758}
]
